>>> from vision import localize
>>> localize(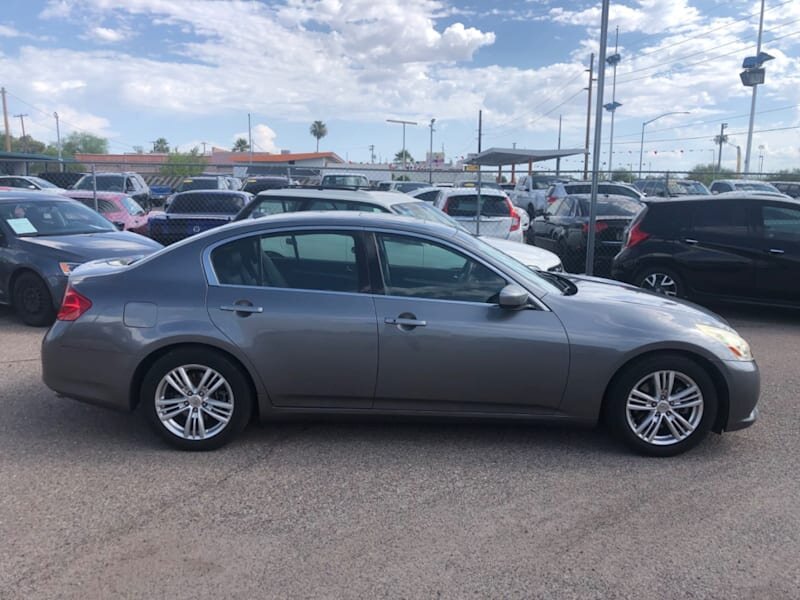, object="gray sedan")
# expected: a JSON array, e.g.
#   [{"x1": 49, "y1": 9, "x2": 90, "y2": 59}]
[{"x1": 42, "y1": 212, "x2": 759, "y2": 456}]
